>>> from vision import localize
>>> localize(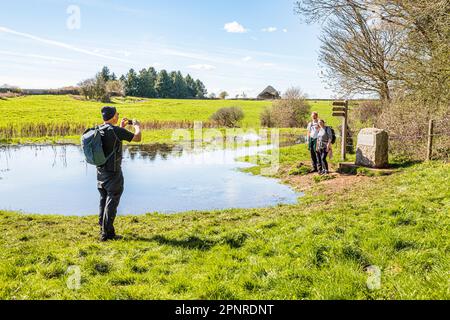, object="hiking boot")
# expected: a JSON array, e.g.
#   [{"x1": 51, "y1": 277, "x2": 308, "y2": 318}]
[
  {"x1": 310, "y1": 168, "x2": 318, "y2": 173},
  {"x1": 99, "y1": 235, "x2": 110, "y2": 242},
  {"x1": 108, "y1": 235, "x2": 123, "y2": 241}
]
